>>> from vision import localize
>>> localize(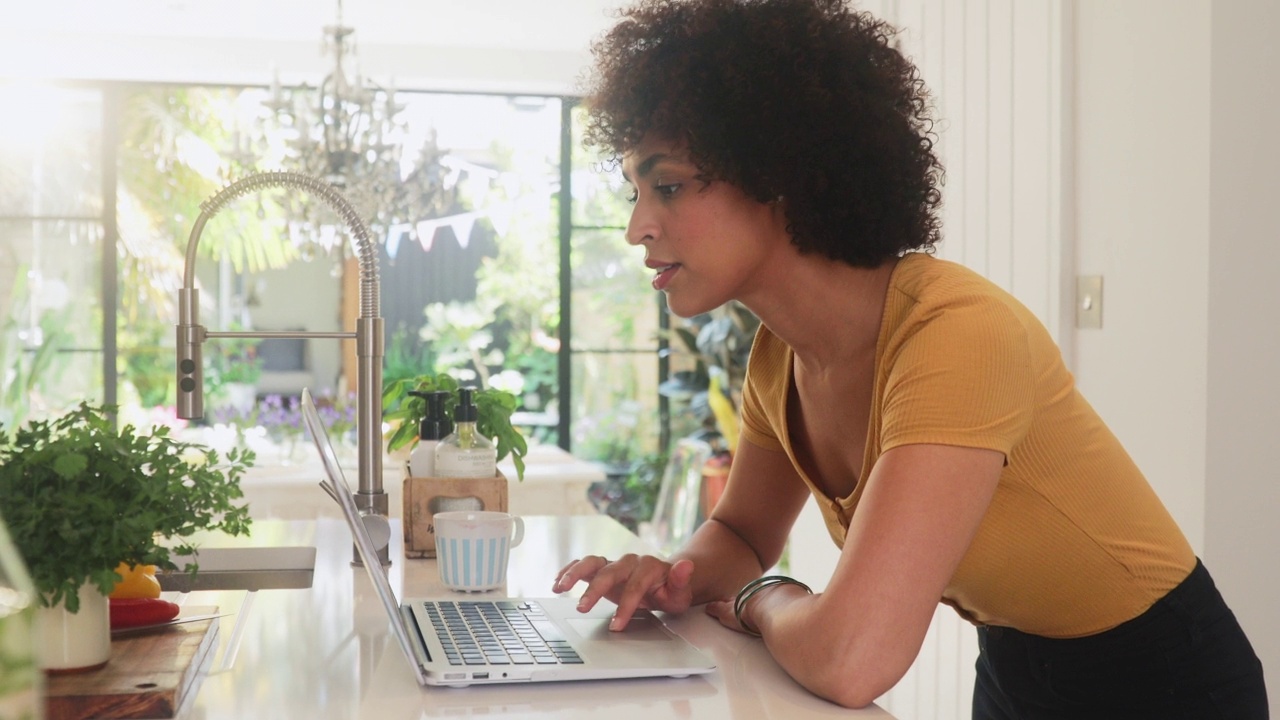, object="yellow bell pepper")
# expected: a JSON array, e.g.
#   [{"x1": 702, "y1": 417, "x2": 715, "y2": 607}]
[{"x1": 109, "y1": 562, "x2": 162, "y2": 599}]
